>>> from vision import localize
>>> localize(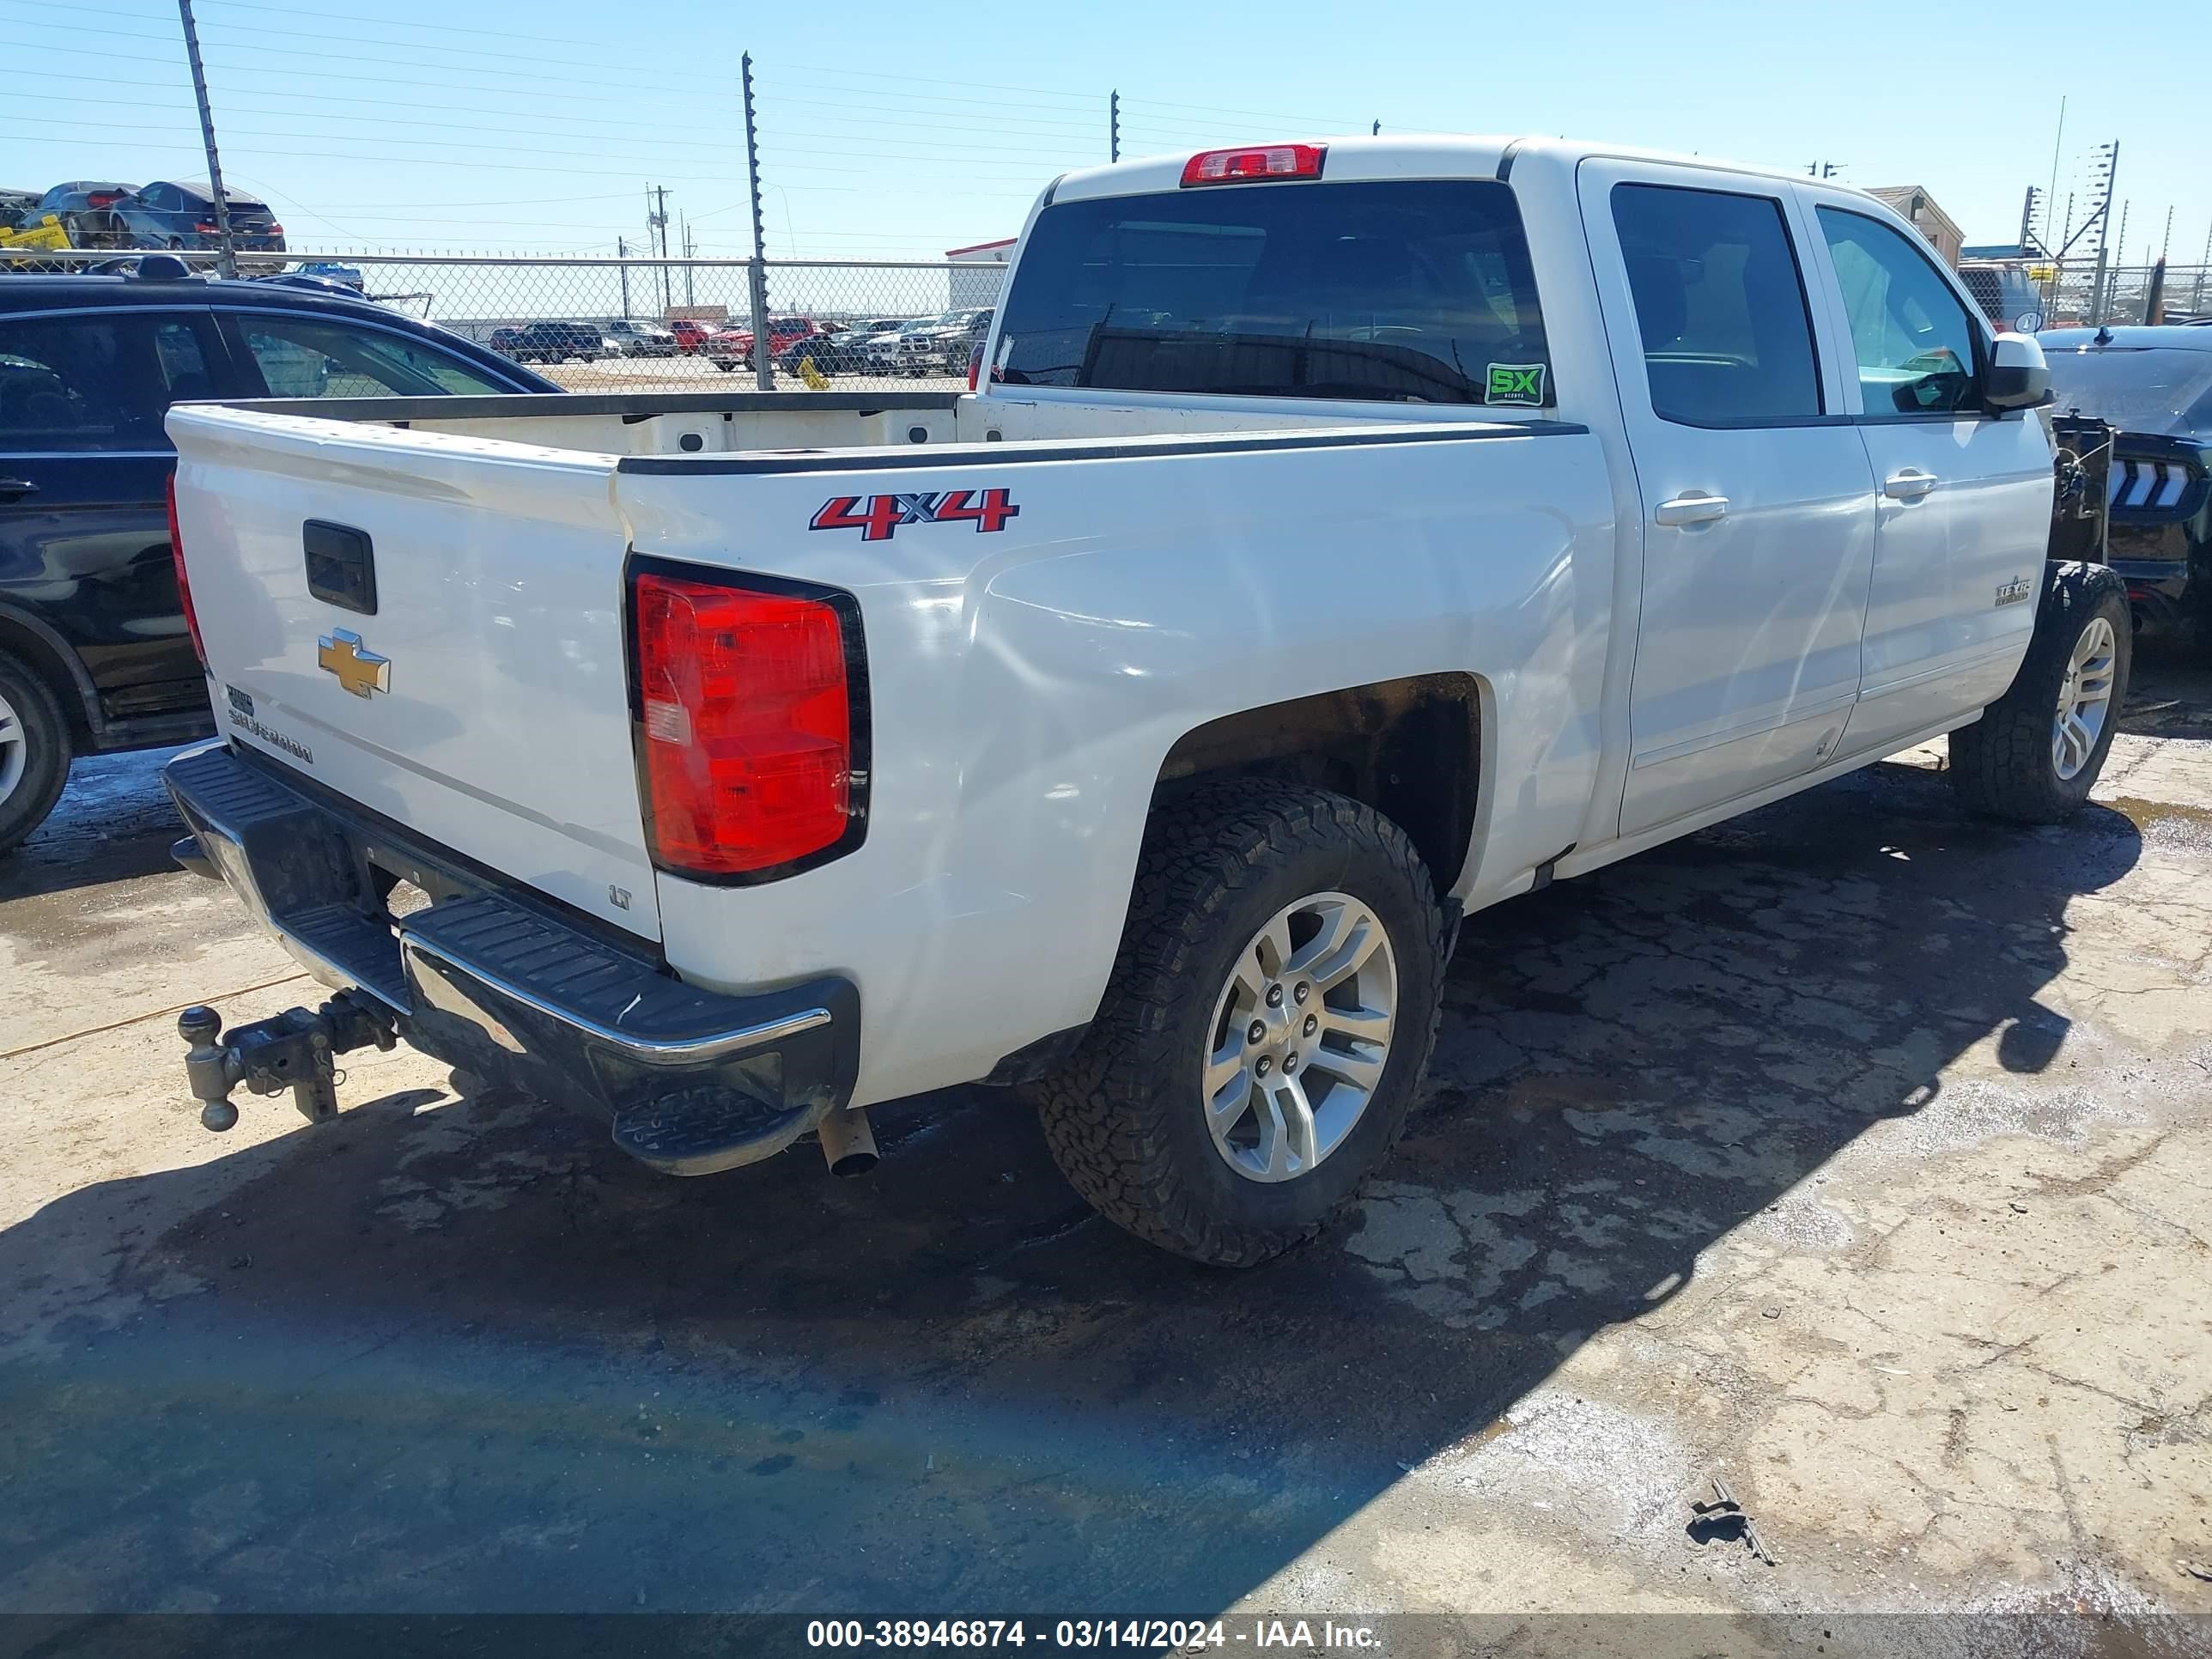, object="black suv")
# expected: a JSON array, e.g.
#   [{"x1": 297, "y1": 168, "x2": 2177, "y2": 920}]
[
  {"x1": 0, "y1": 261, "x2": 556, "y2": 852},
  {"x1": 492, "y1": 320, "x2": 606, "y2": 364}
]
